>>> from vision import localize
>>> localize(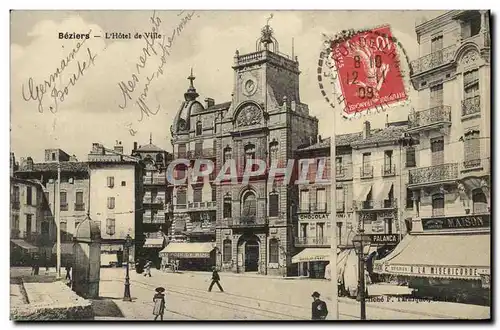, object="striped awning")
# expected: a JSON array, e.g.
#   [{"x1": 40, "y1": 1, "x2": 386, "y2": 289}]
[
  {"x1": 159, "y1": 242, "x2": 215, "y2": 258},
  {"x1": 374, "y1": 233, "x2": 490, "y2": 280},
  {"x1": 11, "y1": 239, "x2": 38, "y2": 253},
  {"x1": 357, "y1": 185, "x2": 372, "y2": 201},
  {"x1": 377, "y1": 182, "x2": 393, "y2": 201}
]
